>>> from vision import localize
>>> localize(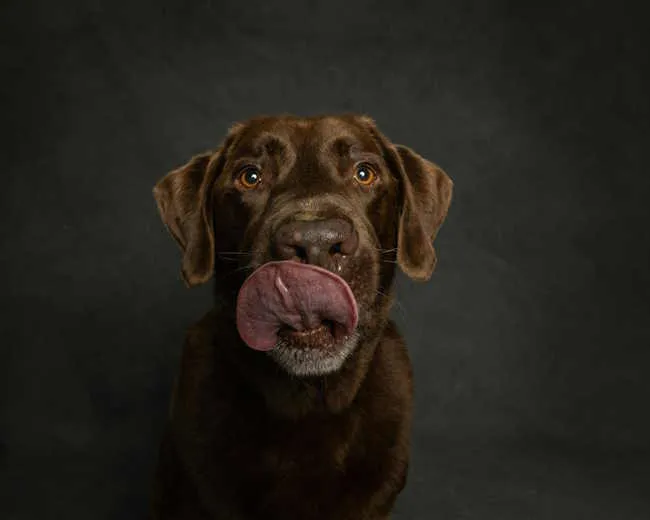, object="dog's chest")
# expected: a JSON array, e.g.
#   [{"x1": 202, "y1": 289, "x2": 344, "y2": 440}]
[
  {"x1": 229, "y1": 405, "x2": 360, "y2": 472},
  {"x1": 214, "y1": 404, "x2": 365, "y2": 515}
]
